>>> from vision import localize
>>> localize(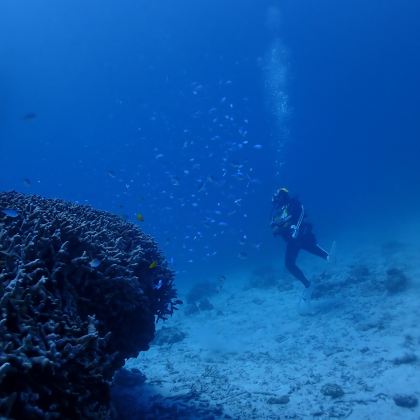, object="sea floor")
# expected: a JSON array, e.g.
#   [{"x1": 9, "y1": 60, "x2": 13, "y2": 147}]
[{"x1": 119, "y1": 243, "x2": 420, "y2": 419}]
